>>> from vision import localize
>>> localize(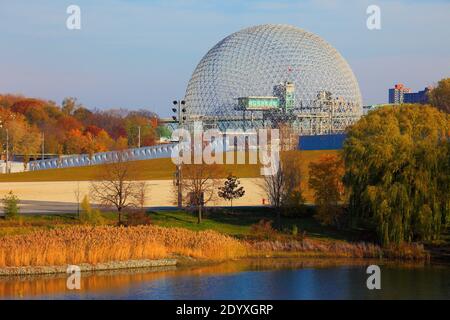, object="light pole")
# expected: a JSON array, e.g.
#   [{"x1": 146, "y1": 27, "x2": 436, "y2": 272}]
[
  {"x1": 172, "y1": 100, "x2": 187, "y2": 209},
  {"x1": 5, "y1": 129, "x2": 8, "y2": 173},
  {"x1": 138, "y1": 126, "x2": 141, "y2": 148},
  {"x1": 41, "y1": 132, "x2": 45, "y2": 160},
  {"x1": 0, "y1": 121, "x2": 9, "y2": 174},
  {"x1": 137, "y1": 124, "x2": 153, "y2": 148}
]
